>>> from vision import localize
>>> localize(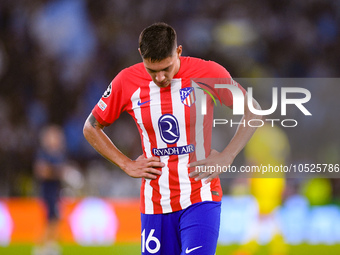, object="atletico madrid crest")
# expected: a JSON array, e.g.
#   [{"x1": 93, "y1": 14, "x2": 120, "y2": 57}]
[{"x1": 180, "y1": 87, "x2": 196, "y2": 107}]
